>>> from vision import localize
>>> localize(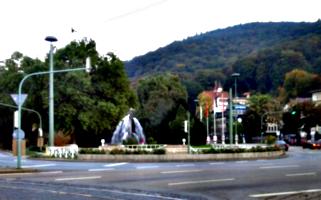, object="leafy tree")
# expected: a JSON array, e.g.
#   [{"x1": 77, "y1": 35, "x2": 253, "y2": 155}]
[
  {"x1": 242, "y1": 94, "x2": 282, "y2": 142},
  {"x1": 53, "y1": 41, "x2": 137, "y2": 146},
  {"x1": 283, "y1": 69, "x2": 321, "y2": 100},
  {"x1": 0, "y1": 40, "x2": 137, "y2": 148},
  {"x1": 136, "y1": 73, "x2": 188, "y2": 144}
]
